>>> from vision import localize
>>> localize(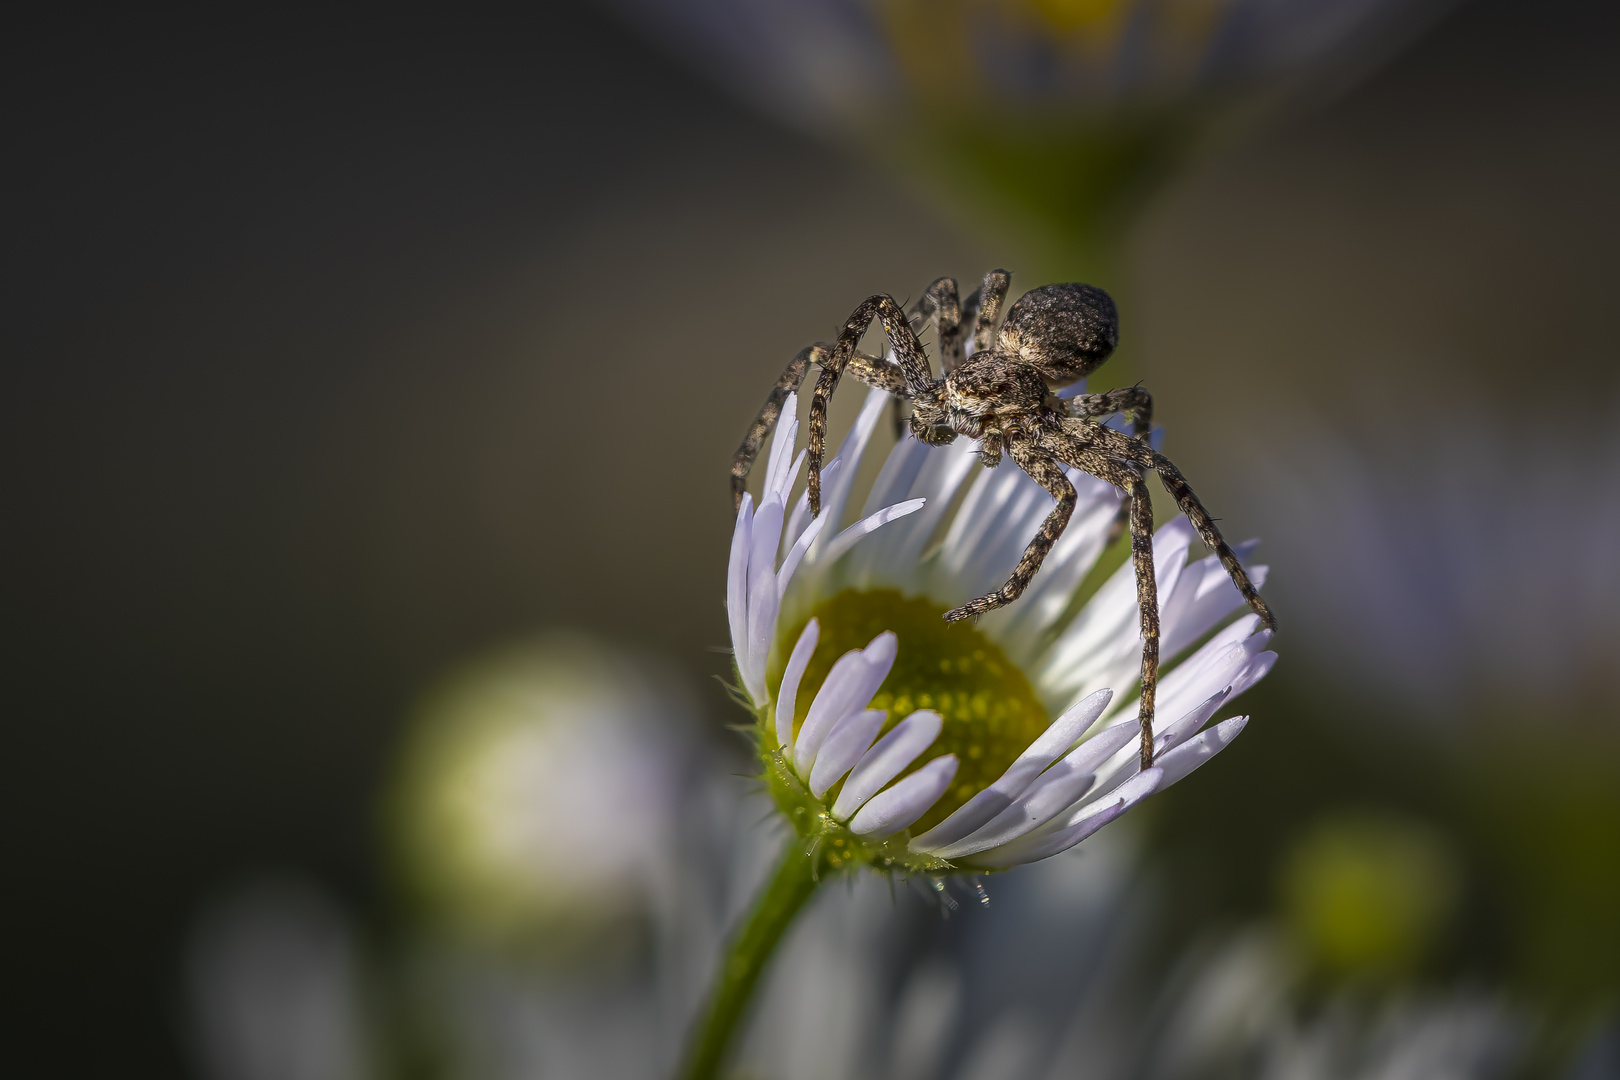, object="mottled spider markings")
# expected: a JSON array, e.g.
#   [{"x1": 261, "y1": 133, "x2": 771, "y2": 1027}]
[{"x1": 731, "y1": 271, "x2": 1275, "y2": 770}]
